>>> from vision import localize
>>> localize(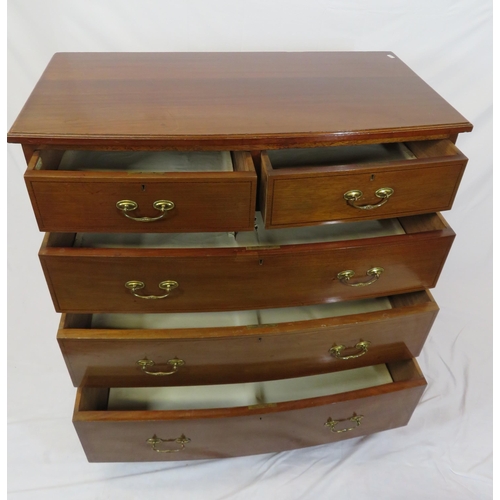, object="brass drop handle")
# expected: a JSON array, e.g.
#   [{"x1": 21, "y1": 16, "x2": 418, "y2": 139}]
[
  {"x1": 137, "y1": 357, "x2": 185, "y2": 376},
  {"x1": 344, "y1": 187, "x2": 394, "y2": 210},
  {"x1": 330, "y1": 340, "x2": 371, "y2": 360},
  {"x1": 325, "y1": 414, "x2": 364, "y2": 433},
  {"x1": 116, "y1": 199, "x2": 175, "y2": 222},
  {"x1": 146, "y1": 434, "x2": 191, "y2": 453},
  {"x1": 337, "y1": 267, "x2": 384, "y2": 287},
  {"x1": 125, "y1": 280, "x2": 178, "y2": 299}
]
